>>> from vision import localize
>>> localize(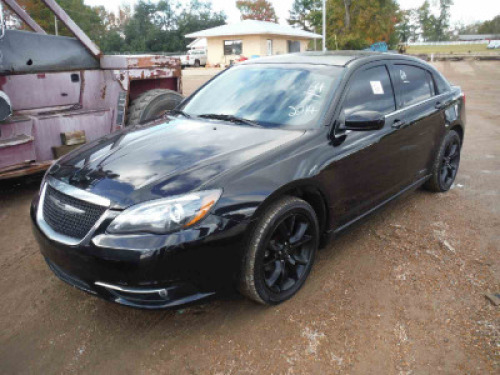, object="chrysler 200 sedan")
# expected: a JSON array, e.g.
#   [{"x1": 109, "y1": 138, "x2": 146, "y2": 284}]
[{"x1": 31, "y1": 52, "x2": 465, "y2": 308}]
